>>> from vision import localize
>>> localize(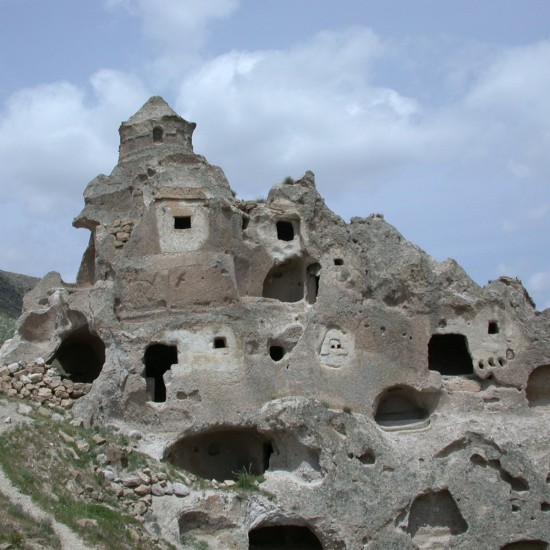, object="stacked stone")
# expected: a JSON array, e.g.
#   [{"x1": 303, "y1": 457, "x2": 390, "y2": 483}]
[
  {"x1": 0, "y1": 358, "x2": 91, "y2": 408},
  {"x1": 102, "y1": 466, "x2": 190, "y2": 518},
  {"x1": 106, "y1": 218, "x2": 134, "y2": 248}
]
